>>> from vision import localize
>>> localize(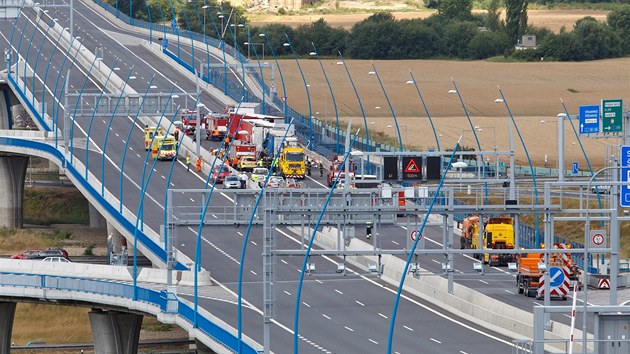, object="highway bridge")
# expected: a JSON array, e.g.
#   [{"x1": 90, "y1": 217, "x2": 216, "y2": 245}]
[{"x1": 0, "y1": 1, "x2": 629, "y2": 353}]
